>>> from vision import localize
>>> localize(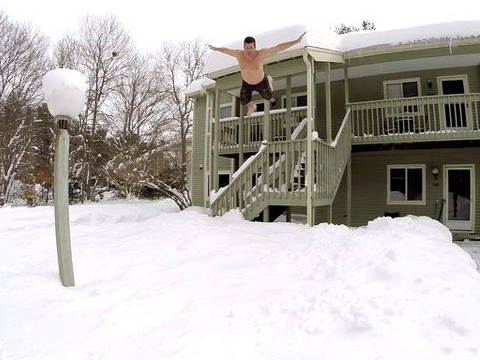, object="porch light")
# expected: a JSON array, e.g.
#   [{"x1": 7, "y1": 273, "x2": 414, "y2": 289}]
[
  {"x1": 42, "y1": 68, "x2": 87, "y2": 287},
  {"x1": 431, "y1": 167, "x2": 439, "y2": 180}
]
